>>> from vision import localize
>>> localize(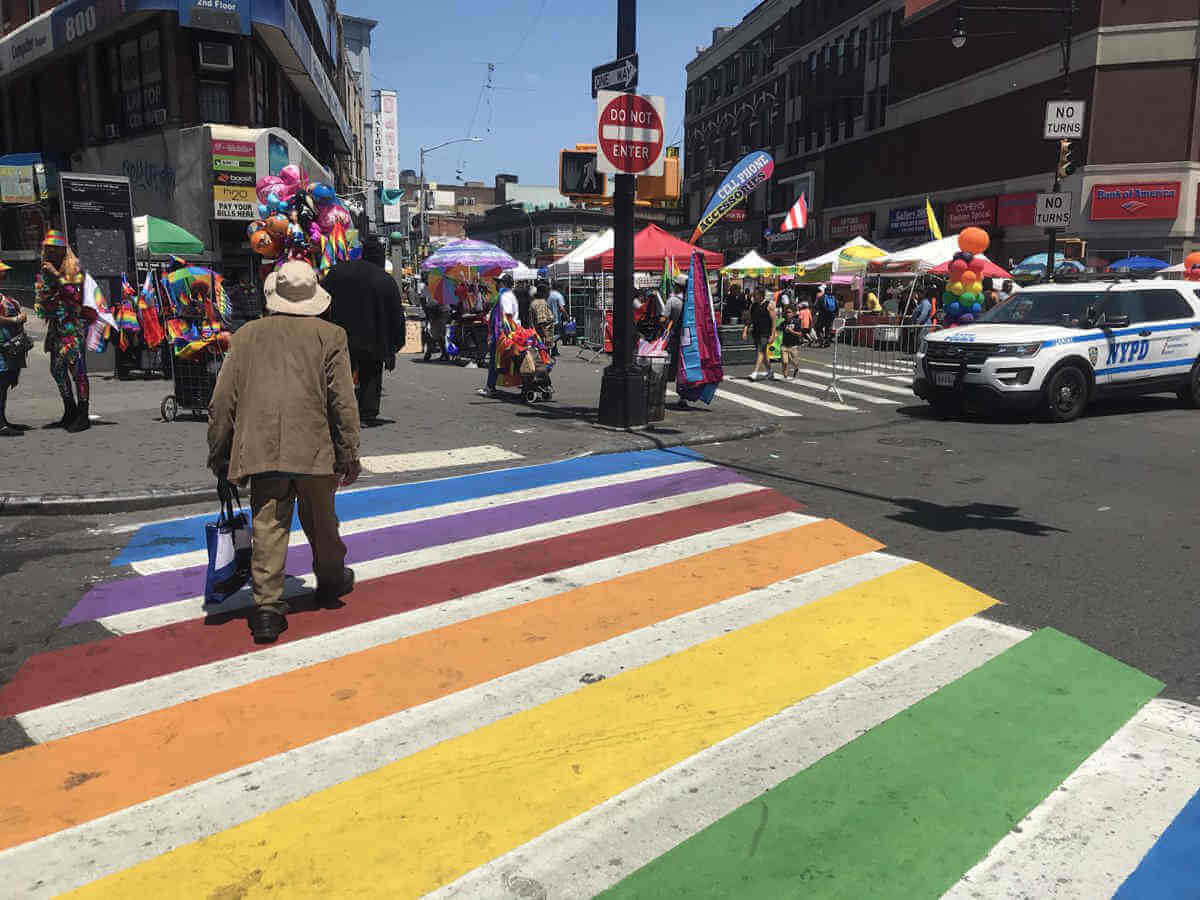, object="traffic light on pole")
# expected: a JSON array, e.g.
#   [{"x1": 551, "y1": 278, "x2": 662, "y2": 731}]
[{"x1": 1056, "y1": 140, "x2": 1077, "y2": 179}]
